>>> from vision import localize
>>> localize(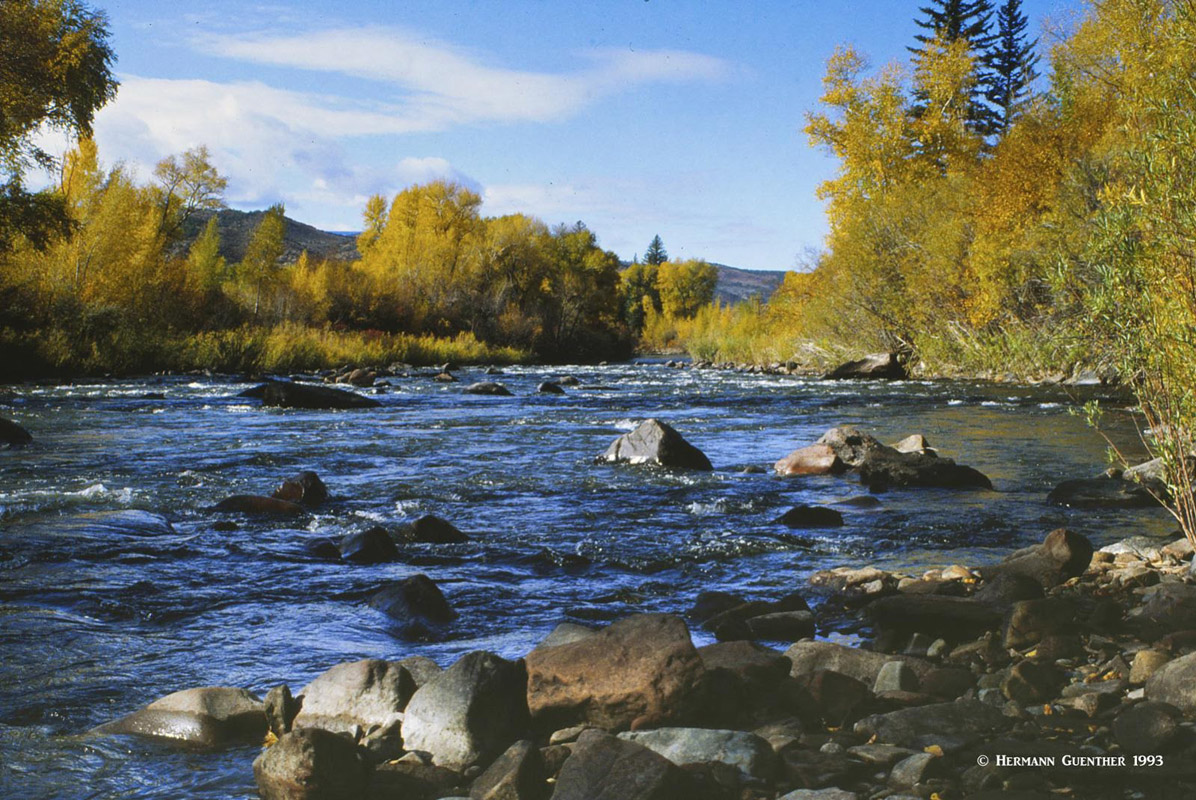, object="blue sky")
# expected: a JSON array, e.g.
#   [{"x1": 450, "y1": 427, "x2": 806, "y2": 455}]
[{"x1": 77, "y1": 0, "x2": 1081, "y2": 271}]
